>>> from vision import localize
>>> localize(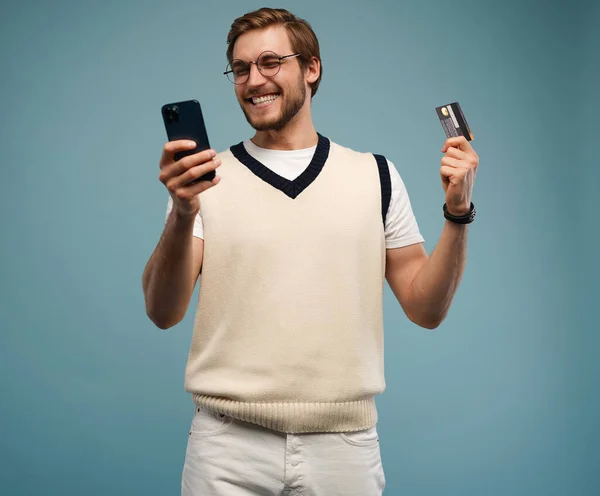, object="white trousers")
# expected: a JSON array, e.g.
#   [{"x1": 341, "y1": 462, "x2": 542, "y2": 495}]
[{"x1": 181, "y1": 405, "x2": 386, "y2": 495}]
